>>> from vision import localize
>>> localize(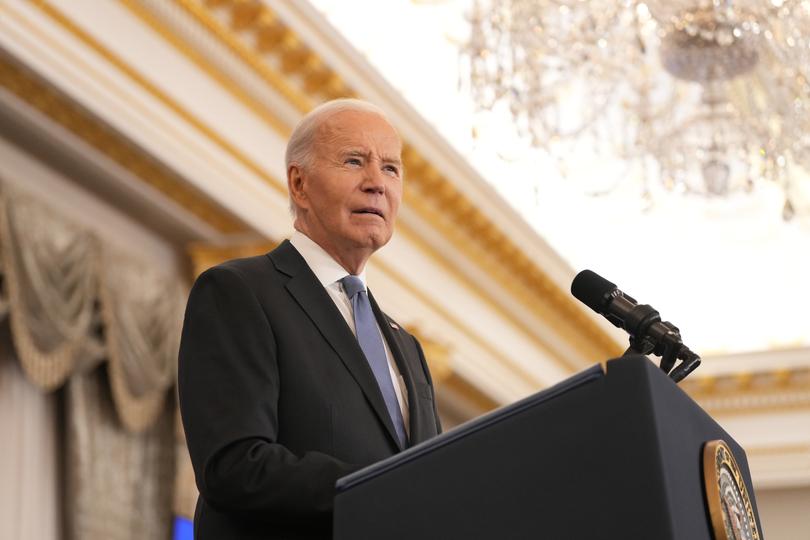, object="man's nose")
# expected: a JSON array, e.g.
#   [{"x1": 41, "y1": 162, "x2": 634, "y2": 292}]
[{"x1": 361, "y1": 165, "x2": 386, "y2": 193}]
